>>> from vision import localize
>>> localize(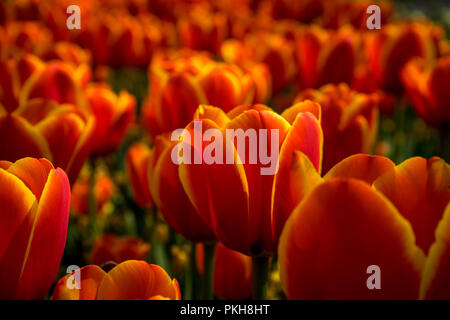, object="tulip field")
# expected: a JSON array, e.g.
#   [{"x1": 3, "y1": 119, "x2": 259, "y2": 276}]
[{"x1": 0, "y1": 0, "x2": 450, "y2": 302}]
